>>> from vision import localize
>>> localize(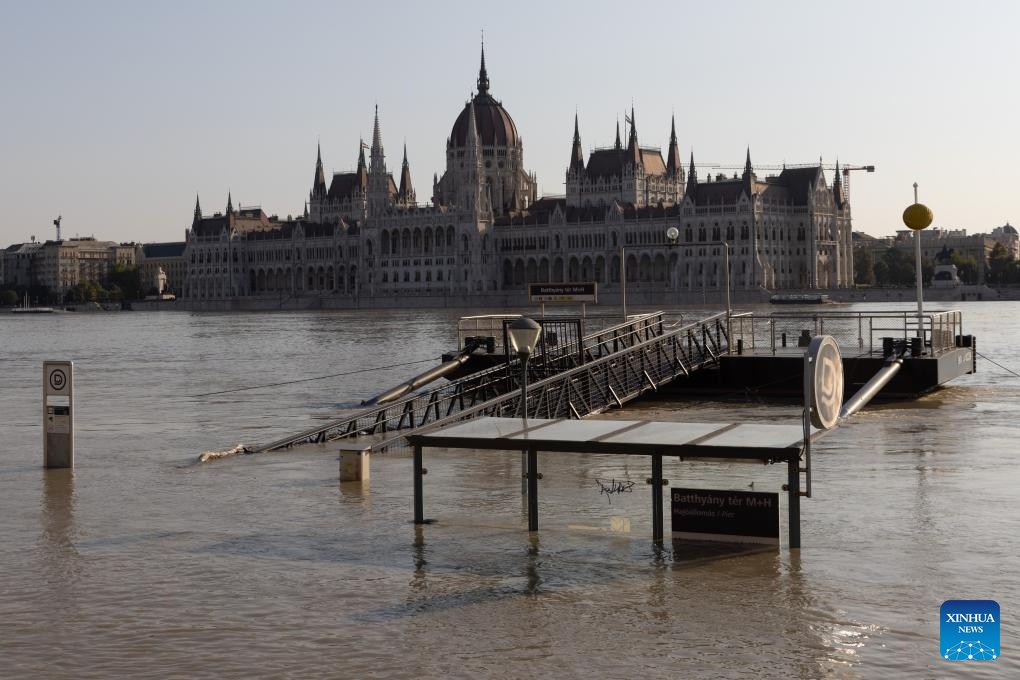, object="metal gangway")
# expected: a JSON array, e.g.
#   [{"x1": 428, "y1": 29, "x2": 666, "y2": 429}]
[{"x1": 253, "y1": 311, "x2": 731, "y2": 453}]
